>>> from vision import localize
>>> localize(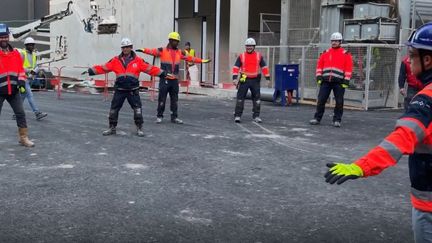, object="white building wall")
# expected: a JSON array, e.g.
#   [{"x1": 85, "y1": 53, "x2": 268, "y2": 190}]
[{"x1": 49, "y1": 0, "x2": 174, "y2": 79}]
